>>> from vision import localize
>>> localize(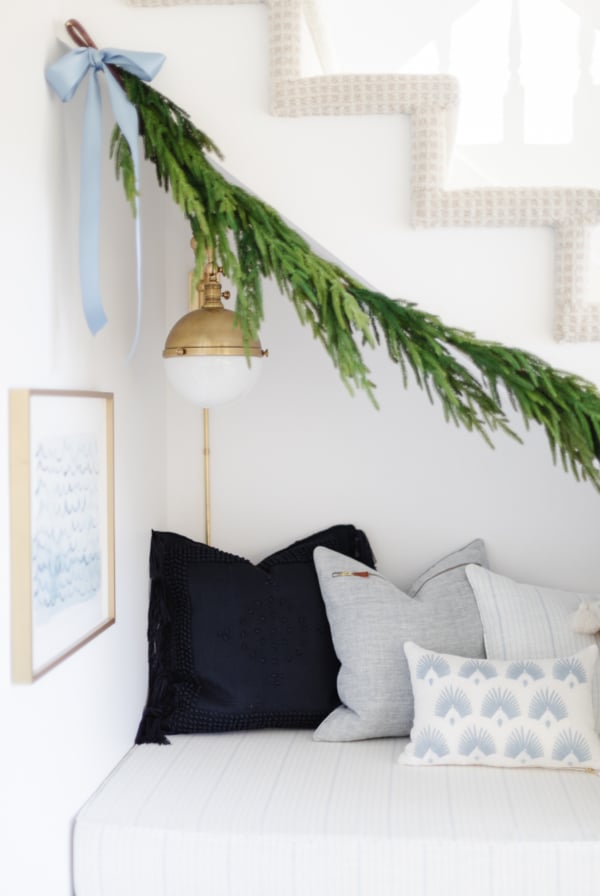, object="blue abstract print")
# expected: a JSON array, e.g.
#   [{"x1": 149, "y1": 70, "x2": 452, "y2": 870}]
[
  {"x1": 458, "y1": 726, "x2": 496, "y2": 759},
  {"x1": 31, "y1": 433, "x2": 102, "y2": 624},
  {"x1": 528, "y1": 689, "x2": 568, "y2": 726},
  {"x1": 481, "y1": 688, "x2": 520, "y2": 725},
  {"x1": 553, "y1": 656, "x2": 588, "y2": 688},
  {"x1": 416, "y1": 653, "x2": 451, "y2": 685},
  {"x1": 458, "y1": 658, "x2": 497, "y2": 684},
  {"x1": 552, "y1": 730, "x2": 592, "y2": 765},
  {"x1": 504, "y1": 727, "x2": 544, "y2": 763},
  {"x1": 413, "y1": 726, "x2": 450, "y2": 761},
  {"x1": 435, "y1": 686, "x2": 472, "y2": 724},
  {"x1": 506, "y1": 660, "x2": 545, "y2": 686}
]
